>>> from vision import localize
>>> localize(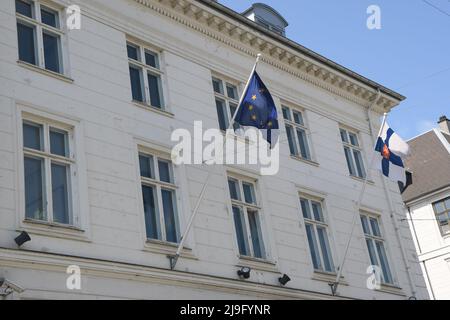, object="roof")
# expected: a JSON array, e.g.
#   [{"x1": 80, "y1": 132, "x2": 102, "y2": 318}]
[
  {"x1": 242, "y1": 3, "x2": 289, "y2": 27},
  {"x1": 402, "y1": 130, "x2": 450, "y2": 203},
  {"x1": 197, "y1": 0, "x2": 405, "y2": 102}
]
